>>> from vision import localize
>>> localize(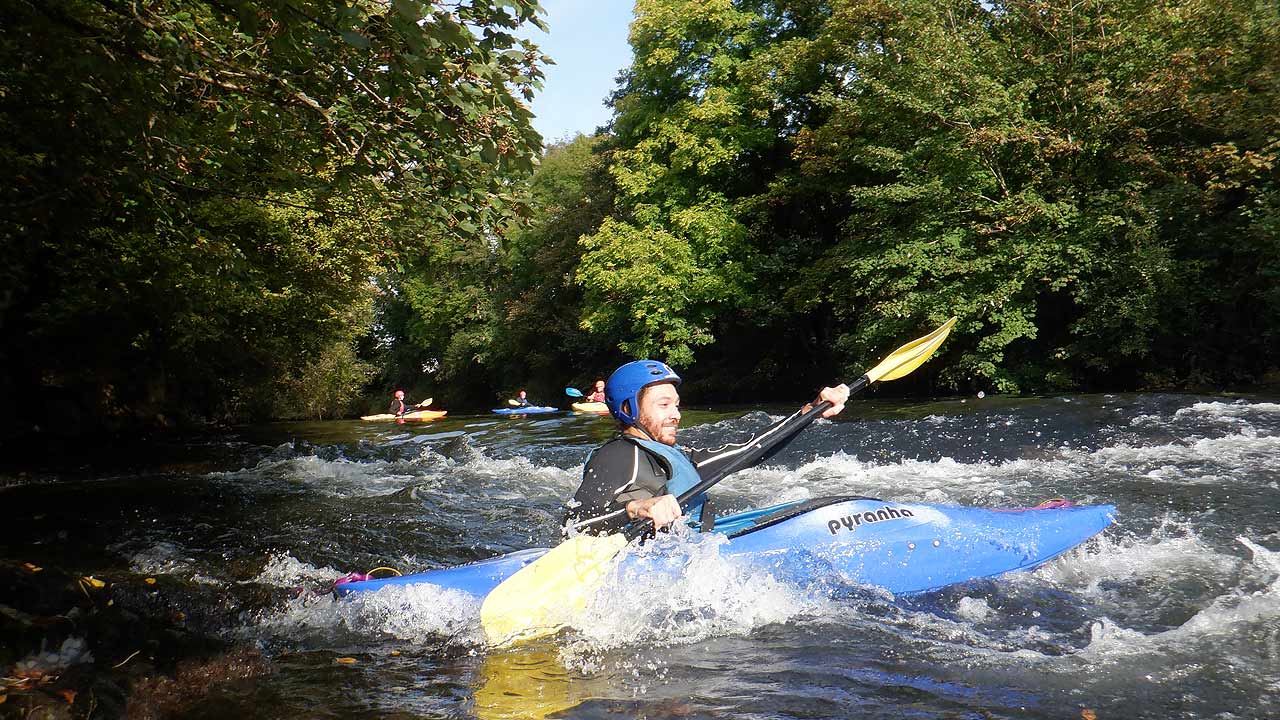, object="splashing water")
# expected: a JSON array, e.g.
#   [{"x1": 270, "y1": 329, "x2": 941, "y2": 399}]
[{"x1": 2, "y1": 393, "x2": 1278, "y2": 718}]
